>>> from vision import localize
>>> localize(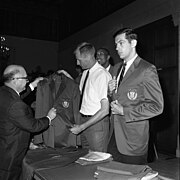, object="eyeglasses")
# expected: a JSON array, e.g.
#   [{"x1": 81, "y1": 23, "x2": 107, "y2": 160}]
[{"x1": 12, "y1": 77, "x2": 29, "y2": 81}]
